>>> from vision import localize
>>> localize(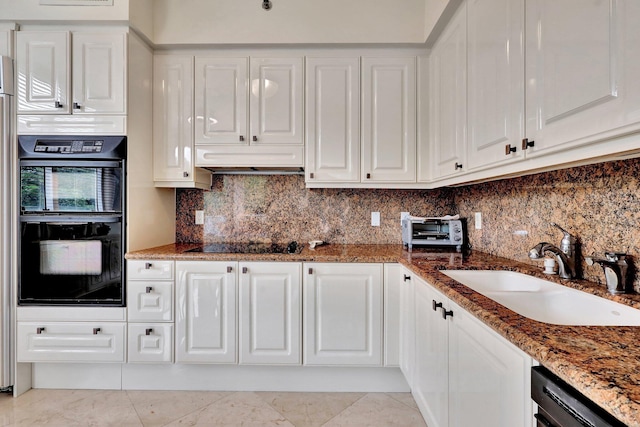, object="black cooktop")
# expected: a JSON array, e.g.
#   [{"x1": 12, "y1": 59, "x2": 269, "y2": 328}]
[{"x1": 186, "y1": 241, "x2": 302, "y2": 254}]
